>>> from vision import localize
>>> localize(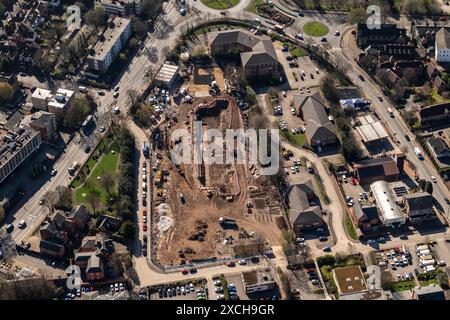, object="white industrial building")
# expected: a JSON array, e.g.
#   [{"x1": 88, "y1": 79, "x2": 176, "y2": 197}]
[
  {"x1": 370, "y1": 181, "x2": 406, "y2": 227},
  {"x1": 154, "y1": 63, "x2": 179, "y2": 88},
  {"x1": 355, "y1": 114, "x2": 389, "y2": 144}
]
